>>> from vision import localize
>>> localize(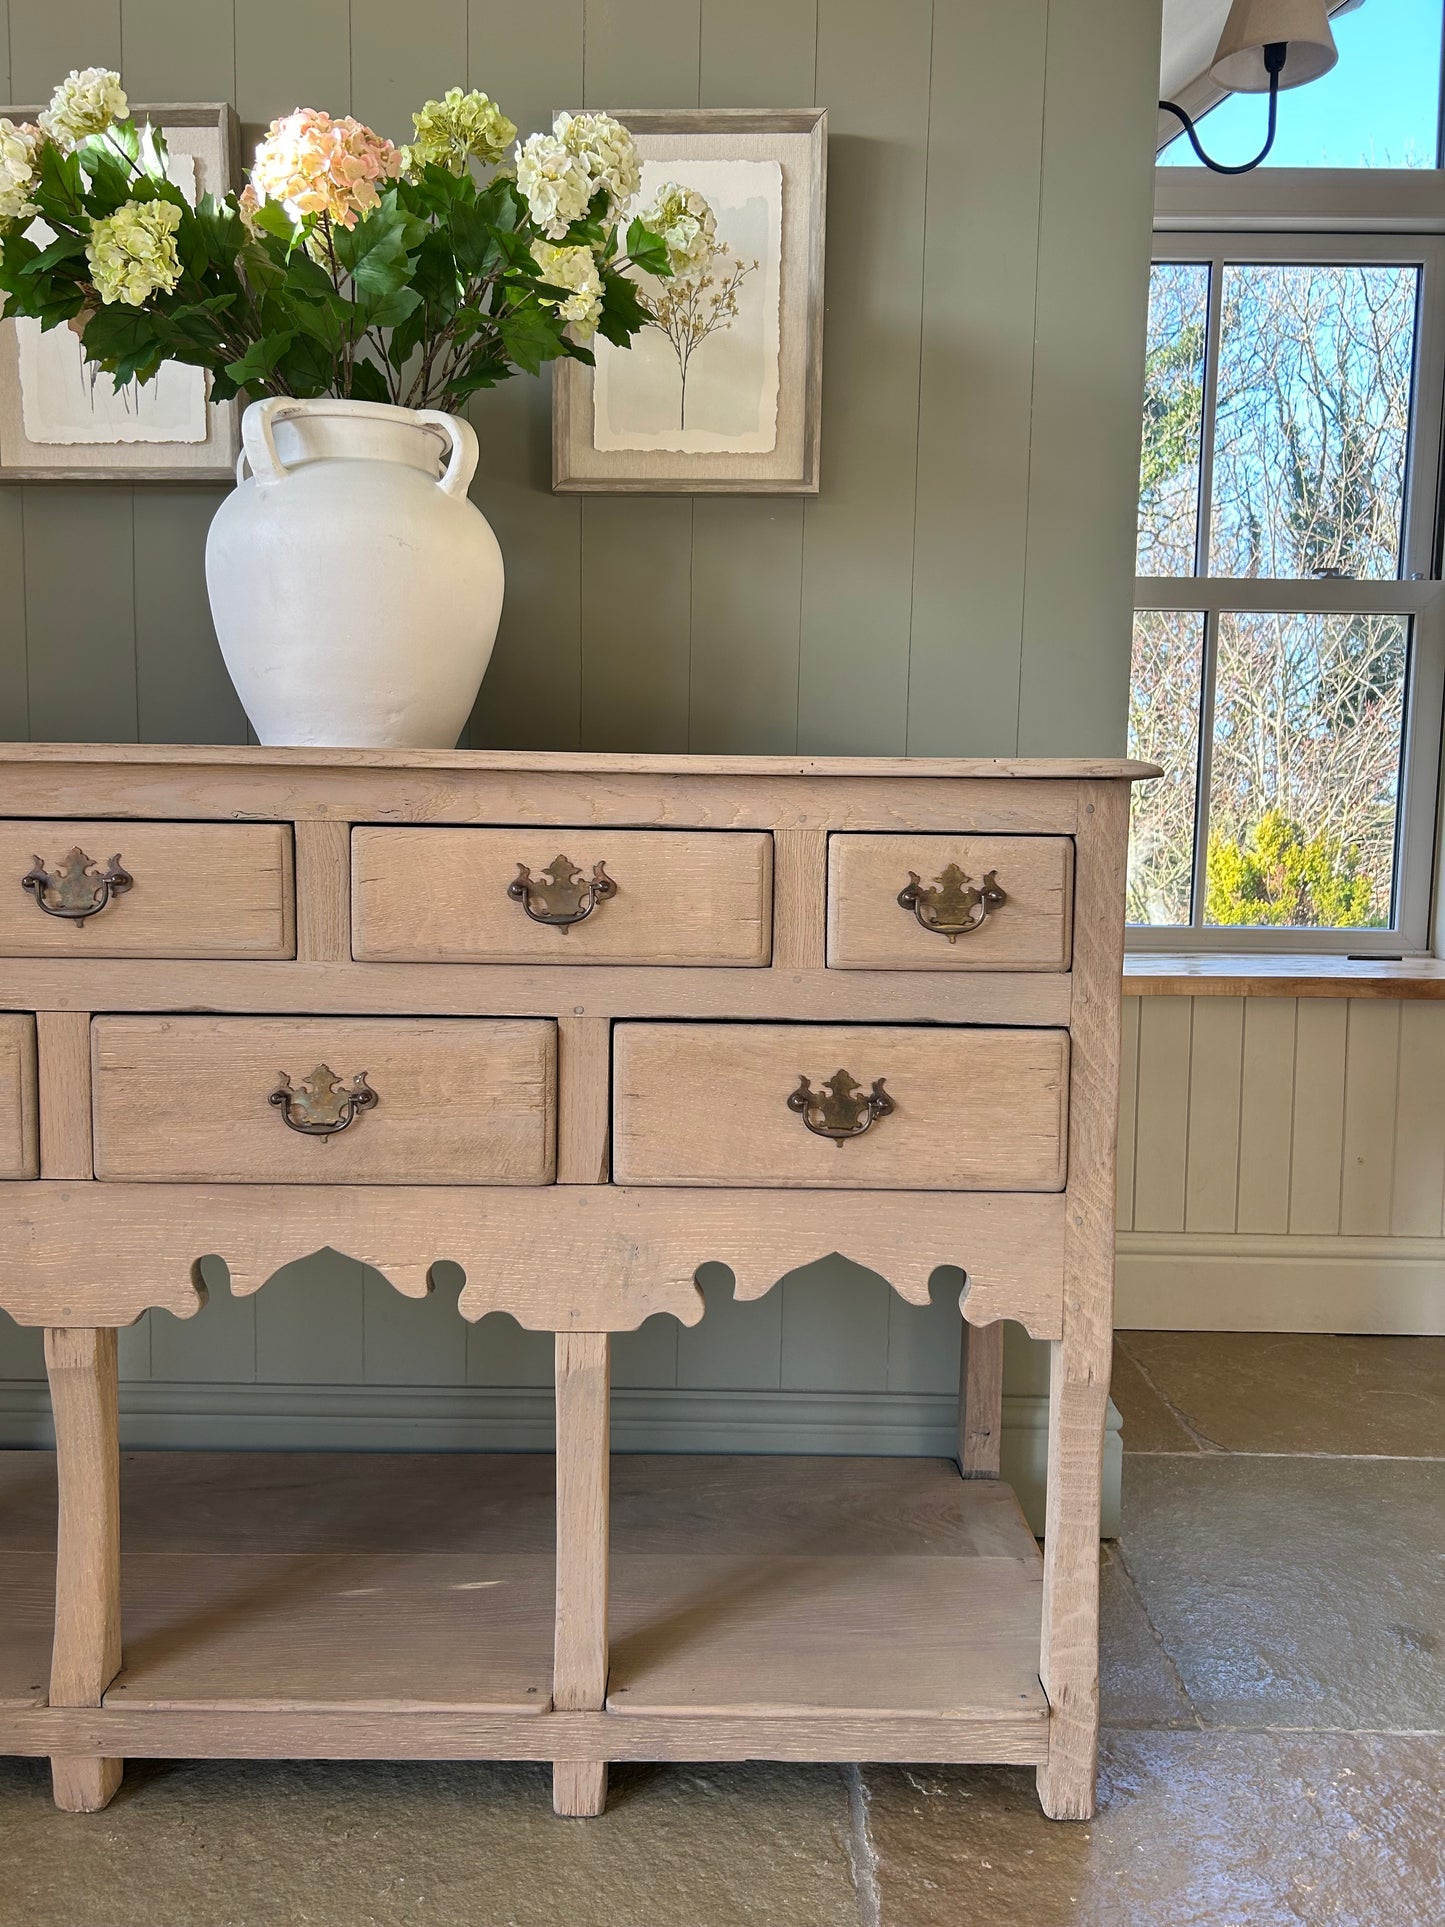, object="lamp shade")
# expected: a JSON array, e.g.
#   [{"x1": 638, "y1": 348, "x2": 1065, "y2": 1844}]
[{"x1": 1210, "y1": 0, "x2": 1339, "y2": 91}]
